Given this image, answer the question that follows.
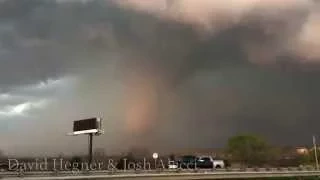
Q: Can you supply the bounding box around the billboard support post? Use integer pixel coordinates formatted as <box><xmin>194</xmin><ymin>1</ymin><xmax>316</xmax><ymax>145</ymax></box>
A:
<box><xmin>67</xmin><ymin>117</ymin><xmax>104</xmax><ymax>167</ymax></box>
<box><xmin>89</xmin><ymin>133</ymin><xmax>93</xmax><ymax>165</ymax></box>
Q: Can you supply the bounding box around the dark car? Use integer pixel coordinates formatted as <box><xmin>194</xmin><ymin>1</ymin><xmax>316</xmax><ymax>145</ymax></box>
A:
<box><xmin>178</xmin><ymin>155</ymin><xmax>197</xmax><ymax>169</ymax></box>
<box><xmin>196</xmin><ymin>157</ymin><xmax>213</xmax><ymax>169</ymax></box>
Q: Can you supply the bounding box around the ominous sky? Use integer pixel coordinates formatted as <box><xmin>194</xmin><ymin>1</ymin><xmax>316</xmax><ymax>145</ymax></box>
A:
<box><xmin>0</xmin><ymin>0</ymin><xmax>320</xmax><ymax>156</ymax></box>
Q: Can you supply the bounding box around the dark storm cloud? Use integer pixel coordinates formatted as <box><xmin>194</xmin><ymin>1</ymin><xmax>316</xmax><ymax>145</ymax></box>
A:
<box><xmin>1</xmin><ymin>0</ymin><xmax>320</xmax><ymax>155</ymax></box>
<box><xmin>0</xmin><ymin>0</ymin><xmax>313</xmax><ymax>87</ymax></box>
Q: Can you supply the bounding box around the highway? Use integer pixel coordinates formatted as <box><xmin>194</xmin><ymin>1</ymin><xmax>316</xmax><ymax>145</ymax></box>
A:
<box><xmin>1</xmin><ymin>168</ymin><xmax>320</xmax><ymax>180</ymax></box>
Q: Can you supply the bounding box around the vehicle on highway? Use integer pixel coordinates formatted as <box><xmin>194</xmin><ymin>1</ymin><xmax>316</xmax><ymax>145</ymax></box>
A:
<box><xmin>168</xmin><ymin>164</ymin><xmax>179</xmax><ymax>169</ymax></box>
<box><xmin>175</xmin><ymin>155</ymin><xmax>226</xmax><ymax>169</ymax></box>
<box><xmin>196</xmin><ymin>156</ymin><xmax>225</xmax><ymax>169</ymax></box>
<box><xmin>167</xmin><ymin>155</ymin><xmax>179</xmax><ymax>169</ymax></box>
<box><xmin>196</xmin><ymin>156</ymin><xmax>214</xmax><ymax>169</ymax></box>
<box><xmin>178</xmin><ymin>155</ymin><xmax>197</xmax><ymax>169</ymax></box>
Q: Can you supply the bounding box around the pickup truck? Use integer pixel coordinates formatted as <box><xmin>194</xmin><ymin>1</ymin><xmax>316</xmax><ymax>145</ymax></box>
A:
<box><xmin>174</xmin><ymin>155</ymin><xmax>227</xmax><ymax>169</ymax></box>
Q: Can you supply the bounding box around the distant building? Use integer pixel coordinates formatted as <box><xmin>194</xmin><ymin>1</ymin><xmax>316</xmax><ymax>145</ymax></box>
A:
<box><xmin>296</xmin><ymin>147</ymin><xmax>309</xmax><ymax>155</ymax></box>
<box><xmin>279</xmin><ymin>146</ymin><xmax>309</xmax><ymax>158</ymax></box>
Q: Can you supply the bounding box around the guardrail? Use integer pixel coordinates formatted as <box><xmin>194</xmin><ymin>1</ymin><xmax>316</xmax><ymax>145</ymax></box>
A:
<box><xmin>2</xmin><ymin>170</ymin><xmax>320</xmax><ymax>180</ymax></box>
<box><xmin>0</xmin><ymin>167</ymin><xmax>319</xmax><ymax>179</ymax></box>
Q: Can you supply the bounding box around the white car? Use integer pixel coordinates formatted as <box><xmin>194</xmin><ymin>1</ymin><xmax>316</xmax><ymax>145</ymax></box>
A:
<box><xmin>168</xmin><ymin>164</ymin><xmax>178</xmax><ymax>169</ymax></box>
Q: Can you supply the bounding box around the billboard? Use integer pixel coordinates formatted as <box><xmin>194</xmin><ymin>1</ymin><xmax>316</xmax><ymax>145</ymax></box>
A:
<box><xmin>69</xmin><ymin>117</ymin><xmax>102</xmax><ymax>135</ymax></box>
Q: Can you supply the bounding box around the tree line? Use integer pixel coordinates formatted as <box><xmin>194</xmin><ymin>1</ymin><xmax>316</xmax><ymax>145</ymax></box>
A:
<box><xmin>226</xmin><ymin>134</ymin><xmax>317</xmax><ymax>167</ymax></box>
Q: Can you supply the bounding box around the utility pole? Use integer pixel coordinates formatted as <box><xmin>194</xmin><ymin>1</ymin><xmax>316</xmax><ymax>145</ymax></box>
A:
<box><xmin>313</xmin><ymin>135</ymin><xmax>319</xmax><ymax>170</ymax></box>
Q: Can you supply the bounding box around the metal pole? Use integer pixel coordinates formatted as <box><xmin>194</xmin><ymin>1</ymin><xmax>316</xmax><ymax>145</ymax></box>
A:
<box><xmin>313</xmin><ymin>135</ymin><xmax>319</xmax><ymax>170</ymax></box>
<box><xmin>89</xmin><ymin>133</ymin><xmax>93</xmax><ymax>165</ymax></box>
